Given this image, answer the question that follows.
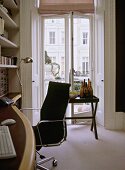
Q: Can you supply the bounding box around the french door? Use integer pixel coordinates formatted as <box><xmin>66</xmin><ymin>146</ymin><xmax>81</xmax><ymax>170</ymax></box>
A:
<box><xmin>41</xmin><ymin>13</ymin><xmax>94</xmax><ymax>122</ymax></box>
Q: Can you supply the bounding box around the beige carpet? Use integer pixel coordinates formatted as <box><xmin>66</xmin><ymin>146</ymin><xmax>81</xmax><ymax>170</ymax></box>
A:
<box><xmin>37</xmin><ymin>124</ymin><xmax>125</xmax><ymax>170</ymax></box>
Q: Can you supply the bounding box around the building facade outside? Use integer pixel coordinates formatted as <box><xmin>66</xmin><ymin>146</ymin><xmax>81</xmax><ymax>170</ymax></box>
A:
<box><xmin>44</xmin><ymin>17</ymin><xmax>90</xmax><ymax>91</ymax></box>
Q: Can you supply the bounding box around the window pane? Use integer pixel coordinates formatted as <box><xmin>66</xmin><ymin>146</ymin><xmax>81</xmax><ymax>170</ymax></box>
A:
<box><xmin>73</xmin><ymin>18</ymin><xmax>90</xmax><ymax>91</ymax></box>
<box><xmin>73</xmin><ymin>17</ymin><xmax>91</xmax><ymax>118</ymax></box>
<box><xmin>44</xmin><ymin>18</ymin><xmax>65</xmax><ymax>95</ymax></box>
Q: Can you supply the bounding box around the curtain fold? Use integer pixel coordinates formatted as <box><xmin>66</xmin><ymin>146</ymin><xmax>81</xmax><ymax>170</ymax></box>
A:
<box><xmin>38</xmin><ymin>0</ymin><xmax>94</xmax><ymax>14</ymax></box>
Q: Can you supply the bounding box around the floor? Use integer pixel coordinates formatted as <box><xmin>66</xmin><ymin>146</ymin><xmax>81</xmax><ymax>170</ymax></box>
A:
<box><xmin>37</xmin><ymin>124</ymin><xmax>125</xmax><ymax>170</ymax></box>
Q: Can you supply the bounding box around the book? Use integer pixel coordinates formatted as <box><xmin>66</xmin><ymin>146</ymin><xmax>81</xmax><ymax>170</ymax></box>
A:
<box><xmin>0</xmin><ymin>17</ymin><xmax>4</xmax><ymax>35</ymax></box>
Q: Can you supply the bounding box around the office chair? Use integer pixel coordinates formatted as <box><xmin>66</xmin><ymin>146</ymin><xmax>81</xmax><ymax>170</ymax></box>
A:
<box><xmin>33</xmin><ymin>81</ymin><xmax>70</xmax><ymax>170</ymax></box>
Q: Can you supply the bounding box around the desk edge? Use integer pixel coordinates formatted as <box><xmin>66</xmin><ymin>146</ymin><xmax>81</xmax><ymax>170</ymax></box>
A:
<box><xmin>12</xmin><ymin>94</ymin><xmax>21</xmax><ymax>104</ymax></box>
<box><xmin>12</xmin><ymin>105</ymin><xmax>36</xmax><ymax>170</ymax></box>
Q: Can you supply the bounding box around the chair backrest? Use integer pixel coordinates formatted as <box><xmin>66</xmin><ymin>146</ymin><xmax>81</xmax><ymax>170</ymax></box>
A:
<box><xmin>40</xmin><ymin>81</ymin><xmax>71</xmax><ymax>120</ymax></box>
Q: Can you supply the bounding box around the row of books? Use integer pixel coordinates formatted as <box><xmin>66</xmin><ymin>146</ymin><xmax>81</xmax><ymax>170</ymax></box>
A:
<box><xmin>0</xmin><ymin>68</ymin><xmax>8</xmax><ymax>97</ymax></box>
<box><xmin>0</xmin><ymin>17</ymin><xmax>4</xmax><ymax>35</ymax></box>
<box><xmin>0</xmin><ymin>56</ymin><xmax>17</xmax><ymax>65</ymax></box>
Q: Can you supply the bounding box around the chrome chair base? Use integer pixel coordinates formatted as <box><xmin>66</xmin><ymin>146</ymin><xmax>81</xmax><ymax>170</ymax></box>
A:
<box><xmin>36</xmin><ymin>155</ymin><xmax>57</xmax><ymax>170</ymax></box>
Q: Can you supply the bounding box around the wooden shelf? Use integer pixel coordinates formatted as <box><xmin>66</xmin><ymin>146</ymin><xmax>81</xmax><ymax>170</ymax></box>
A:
<box><xmin>3</xmin><ymin>0</ymin><xmax>18</xmax><ymax>10</ymax></box>
<box><xmin>0</xmin><ymin>0</ymin><xmax>20</xmax><ymax>106</ymax></box>
<box><xmin>0</xmin><ymin>35</ymin><xmax>18</xmax><ymax>48</ymax></box>
<box><xmin>0</xmin><ymin>7</ymin><xmax>18</xmax><ymax>29</ymax></box>
<box><xmin>0</xmin><ymin>64</ymin><xmax>18</xmax><ymax>68</ymax></box>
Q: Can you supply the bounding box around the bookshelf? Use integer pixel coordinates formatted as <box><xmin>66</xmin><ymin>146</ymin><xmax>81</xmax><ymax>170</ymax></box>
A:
<box><xmin>0</xmin><ymin>0</ymin><xmax>21</xmax><ymax>100</ymax></box>
<box><xmin>3</xmin><ymin>0</ymin><xmax>18</xmax><ymax>10</ymax></box>
<box><xmin>0</xmin><ymin>35</ymin><xmax>18</xmax><ymax>47</ymax></box>
<box><xmin>0</xmin><ymin>7</ymin><xmax>18</xmax><ymax>28</ymax></box>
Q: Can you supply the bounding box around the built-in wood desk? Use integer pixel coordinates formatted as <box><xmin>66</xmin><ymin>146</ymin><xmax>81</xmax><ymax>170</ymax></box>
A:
<box><xmin>0</xmin><ymin>105</ymin><xmax>36</xmax><ymax>170</ymax></box>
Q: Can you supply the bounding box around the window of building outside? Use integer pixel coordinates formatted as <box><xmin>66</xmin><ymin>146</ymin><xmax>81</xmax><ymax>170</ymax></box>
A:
<box><xmin>82</xmin><ymin>32</ymin><xmax>88</xmax><ymax>45</ymax></box>
<box><xmin>61</xmin><ymin>56</ymin><xmax>64</xmax><ymax>77</ymax></box>
<box><xmin>49</xmin><ymin>32</ymin><xmax>55</xmax><ymax>44</ymax></box>
<box><xmin>61</xmin><ymin>31</ymin><xmax>64</xmax><ymax>44</ymax></box>
<box><xmin>82</xmin><ymin>57</ymin><xmax>89</xmax><ymax>76</ymax></box>
<box><xmin>42</xmin><ymin>16</ymin><xmax>92</xmax><ymax>119</ymax></box>
<box><xmin>50</xmin><ymin>56</ymin><xmax>56</xmax><ymax>63</ymax></box>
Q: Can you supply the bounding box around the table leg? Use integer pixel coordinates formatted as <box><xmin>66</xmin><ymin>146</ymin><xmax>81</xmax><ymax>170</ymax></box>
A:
<box><xmin>91</xmin><ymin>102</ymin><xmax>98</xmax><ymax>139</ymax></box>
<box><xmin>71</xmin><ymin>103</ymin><xmax>76</xmax><ymax>124</ymax></box>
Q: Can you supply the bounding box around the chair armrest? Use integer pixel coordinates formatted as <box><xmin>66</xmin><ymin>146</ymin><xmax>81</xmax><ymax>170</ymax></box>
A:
<box><xmin>20</xmin><ymin>108</ymin><xmax>41</xmax><ymax>111</ymax></box>
<box><xmin>38</xmin><ymin>119</ymin><xmax>66</xmax><ymax>124</ymax></box>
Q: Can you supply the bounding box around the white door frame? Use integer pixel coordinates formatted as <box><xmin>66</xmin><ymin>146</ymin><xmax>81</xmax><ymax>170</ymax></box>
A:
<box><xmin>94</xmin><ymin>0</ymin><xmax>105</xmax><ymax>126</ymax></box>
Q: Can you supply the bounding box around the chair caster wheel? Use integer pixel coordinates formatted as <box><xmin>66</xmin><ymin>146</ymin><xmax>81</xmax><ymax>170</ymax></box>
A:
<box><xmin>53</xmin><ymin>159</ymin><xmax>57</xmax><ymax>166</ymax></box>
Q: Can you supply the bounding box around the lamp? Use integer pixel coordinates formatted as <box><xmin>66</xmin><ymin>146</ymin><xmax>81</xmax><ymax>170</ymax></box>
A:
<box><xmin>21</xmin><ymin>57</ymin><xmax>33</xmax><ymax>63</ymax></box>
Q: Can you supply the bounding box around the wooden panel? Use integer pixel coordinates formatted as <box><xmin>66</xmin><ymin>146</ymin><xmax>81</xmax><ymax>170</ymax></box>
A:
<box><xmin>116</xmin><ymin>0</ymin><xmax>125</xmax><ymax>112</ymax></box>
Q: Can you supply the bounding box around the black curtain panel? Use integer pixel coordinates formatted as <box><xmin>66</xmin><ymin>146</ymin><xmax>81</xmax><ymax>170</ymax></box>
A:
<box><xmin>116</xmin><ymin>0</ymin><xmax>125</xmax><ymax>112</ymax></box>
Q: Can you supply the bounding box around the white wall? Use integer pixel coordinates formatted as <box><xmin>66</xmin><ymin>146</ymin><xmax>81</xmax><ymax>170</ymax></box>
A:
<box><xmin>20</xmin><ymin>0</ymin><xmax>34</xmax><ymax>122</ymax></box>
